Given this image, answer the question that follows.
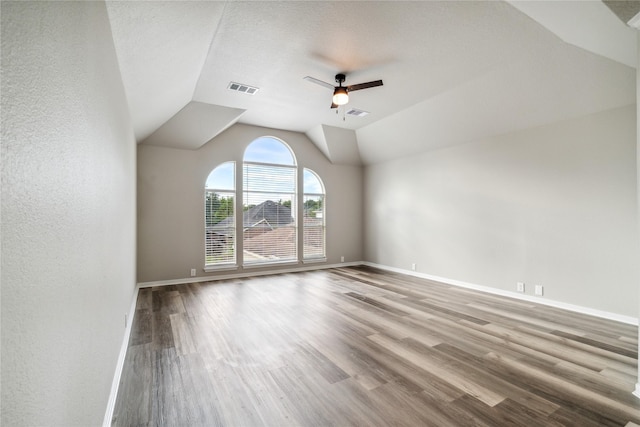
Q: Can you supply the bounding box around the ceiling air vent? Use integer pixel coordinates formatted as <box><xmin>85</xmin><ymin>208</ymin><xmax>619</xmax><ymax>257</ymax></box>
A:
<box><xmin>228</xmin><ymin>82</ymin><xmax>259</xmax><ymax>95</ymax></box>
<box><xmin>346</xmin><ymin>108</ymin><xmax>369</xmax><ymax>117</ymax></box>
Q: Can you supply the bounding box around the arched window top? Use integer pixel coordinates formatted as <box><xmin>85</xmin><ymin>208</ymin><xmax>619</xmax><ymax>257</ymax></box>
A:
<box><xmin>304</xmin><ymin>168</ymin><xmax>324</xmax><ymax>194</ymax></box>
<box><xmin>243</xmin><ymin>136</ymin><xmax>295</xmax><ymax>165</ymax></box>
<box><xmin>206</xmin><ymin>161</ymin><xmax>235</xmax><ymax>190</ymax></box>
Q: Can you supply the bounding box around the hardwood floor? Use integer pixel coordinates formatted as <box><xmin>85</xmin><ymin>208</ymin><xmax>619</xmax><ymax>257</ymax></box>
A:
<box><xmin>112</xmin><ymin>266</ymin><xmax>640</xmax><ymax>426</ymax></box>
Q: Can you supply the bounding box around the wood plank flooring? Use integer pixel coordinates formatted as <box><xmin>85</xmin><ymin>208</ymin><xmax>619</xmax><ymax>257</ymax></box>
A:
<box><xmin>112</xmin><ymin>266</ymin><xmax>640</xmax><ymax>426</ymax></box>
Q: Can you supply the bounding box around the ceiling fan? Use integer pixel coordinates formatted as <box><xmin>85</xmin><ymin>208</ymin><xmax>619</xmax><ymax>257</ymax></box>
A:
<box><xmin>304</xmin><ymin>73</ymin><xmax>383</xmax><ymax>109</ymax></box>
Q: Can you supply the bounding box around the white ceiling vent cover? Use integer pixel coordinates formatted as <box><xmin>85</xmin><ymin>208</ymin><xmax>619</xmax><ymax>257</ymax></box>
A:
<box><xmin>346</xmin><ymin>108</ymin><xmax>369</xmax><ymax>117</ymax></box>
<box><xmin>228</xmin><ymin>82</ymin><xmax>259</xmax><ymax>95</ymax></box>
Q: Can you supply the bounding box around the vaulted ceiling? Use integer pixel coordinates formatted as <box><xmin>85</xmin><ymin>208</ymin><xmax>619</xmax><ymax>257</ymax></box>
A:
<box><xmin>105</xmin><ymin>1</ymin><xmax>638</xmax><ymax>165</ymax></box>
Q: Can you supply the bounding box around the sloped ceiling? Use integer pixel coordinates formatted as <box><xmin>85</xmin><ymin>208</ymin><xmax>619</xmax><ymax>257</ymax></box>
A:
<box><xmin>106</xmin><ymin>1</ymin><xmax>226</xmax><ymax>142</ymax></box>
<box><xmin>603</xmin><ymin>0</ymin><xmax>640</xmax><ymax>25</ymax></box>
<box><xmin>106</xmin><ymin>1</ymin><xmax>637</xmax><ymax>164</ymax></box>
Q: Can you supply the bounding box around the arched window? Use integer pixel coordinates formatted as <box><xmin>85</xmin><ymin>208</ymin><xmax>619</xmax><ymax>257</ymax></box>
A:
<box><xmin>243</xmin><ymin>137</ymin><xmax>297</xmax><ymax>265</ymax></box>
<box><xmin>205</xmin><ymin>162</ymin><xmax>235</xmax><ymax>266</ymax></box>
<box><xmin>303</xmin><ymin>169</ymin><xmax>325</xmax><ymax>260</ymax></box>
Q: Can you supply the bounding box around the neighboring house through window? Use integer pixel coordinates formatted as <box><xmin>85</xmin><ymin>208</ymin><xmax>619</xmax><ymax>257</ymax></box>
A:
<box><xmin>204</xmin><ymin>136</ymin><xmax>326</xmax><ymax>268</ymax></box>
<box><xmin>243</xmin><ymin>137</ymin><xmax>297</xmax><ymax>265</ymax></box>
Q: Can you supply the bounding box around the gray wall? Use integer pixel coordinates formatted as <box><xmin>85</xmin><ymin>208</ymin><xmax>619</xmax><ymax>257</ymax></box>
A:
<box><xmin>137</xmin><ymin>124</ymin><xmax>363</xmax><ymax>283</ymax></box>
<box><xmin>364</xmin><ymin>105</ymin><xmax>639</xmax><ymax>317</ymax></box>
<box><xmin>1</xmin><ymin>2</ymin><xmax>137</xmax><ymax>425</ymax></box>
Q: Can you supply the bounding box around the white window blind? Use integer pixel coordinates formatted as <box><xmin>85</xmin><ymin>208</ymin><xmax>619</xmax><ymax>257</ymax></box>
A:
<box><xmin>243</xmin><ymin>160</ymin><xmax>297</xmax><ymax>265</ymax></box>
<box><xmin>205</xmin><ymin>162</ymin><xmax>235</xmax><ymax>266</ymax></box>
<box><xmin>303</xmin><ymin>169</ymin><xmax>325</xmax><ymax>260</ymax></box>
<box><xmin>206</xmin><ymin>139</ymin><xmax>326</xmax><ymax>267</ymax></box>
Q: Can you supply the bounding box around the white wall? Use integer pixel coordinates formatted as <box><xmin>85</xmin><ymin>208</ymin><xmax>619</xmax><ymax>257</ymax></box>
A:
<box><xmin>1</xmin><ymin>2</ymin><xmax>137</xmax><ymax>425</ymax></box>
<box><xmin>137</xmin><ymin>123</ymin><xmax>363</xmax><ymax>283</ymax></box>
<box><xmin>364</xmin><ymin>105</ymin><xmax>639</xmax><ymax>317</ymax></box>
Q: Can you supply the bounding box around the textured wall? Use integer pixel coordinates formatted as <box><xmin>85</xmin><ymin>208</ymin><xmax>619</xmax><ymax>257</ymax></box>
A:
<box><xmin>1</xmin><ymin>2</ymin><xmax>137</xmax><ymax>425</ymax></box>
<box><xmin>364</xmin><ymin>105</ymin><xmax>639</xmax><ymax>317</ymax></box>
<box><xmin>137</xmin><ymin>124</ymin><xmax>363</xmax><ymax>283</ymax></box>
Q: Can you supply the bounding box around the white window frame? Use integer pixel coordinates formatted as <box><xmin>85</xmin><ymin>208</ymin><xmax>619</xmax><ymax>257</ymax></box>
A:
<box><xmin>203</xmin><ymin>138</ymin><xmax>329</xmax><ymax>270</ymax></box>
<box><xmin>242</xmin><ymin>140</ymin><xmax>298</xmax><ymax>267</ymax></box>
<box><xmin>204</xmin><ymin>162</ymin><xmax>237</xmax><ymax>271</ymax></box>
<box><xmin>303</xmin><ymin>168</ymin><xmax>326</xmax><ymax>262</ymax></box>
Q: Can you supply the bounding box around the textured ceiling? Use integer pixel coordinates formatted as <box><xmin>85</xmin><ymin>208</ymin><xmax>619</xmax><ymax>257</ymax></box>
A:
<box><xmin>106</xmin><ymin>1</ymin><xmax>637</xmax><ymax>164</ymax></box>
<box><xmin>106</xmin><ymin>1</ymin><xmax>226</xmax><ymax>141</ymax></box>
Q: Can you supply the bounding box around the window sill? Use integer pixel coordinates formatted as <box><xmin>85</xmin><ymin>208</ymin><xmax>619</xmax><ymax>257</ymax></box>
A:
<box><xmin>243</xmin><ymin>260</ymin><xmax>299</xmax><ymax>269</ymax></box>
<box><xmin>203</xmin><ymin>264</ymin><xmax>239</xmax><ymax>273</ymax></box>
<box><xmin>303</xmin><ymin>258</ymin><xmax>327</xmax><ymax>264</ymax></box>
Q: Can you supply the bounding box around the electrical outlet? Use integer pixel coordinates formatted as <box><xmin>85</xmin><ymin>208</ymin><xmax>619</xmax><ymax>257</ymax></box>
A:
<box><xmin>190</xmin><ymin>268</ymin><xmax>196</xmax><ymax>277</ymax></box>
<box><xmin>516</xmin><ymin>282</ymin><xmax>525</xmax><ymax>293</ymax></box>
<box><xmin>535</xmin><ymin>285</ymin><xmax>544</xmax><ymax>296</ymax></box>
<box><xmin>411</xmin><ymin>263</ymin><xmax>416</xmax><ymax>271</ymax></box>
<box><xmin>340</xmin><ymin>256</ymin><xmax>345</xmax><ymax>263</ymax></box>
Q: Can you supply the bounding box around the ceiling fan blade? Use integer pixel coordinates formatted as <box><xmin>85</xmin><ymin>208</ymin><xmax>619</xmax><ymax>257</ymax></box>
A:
<box><xmin>303</xmin><ymin>76</ymin><xmax>335</xmax><ymax>90</ymax></box>
<box><xmin>347</xmin><ymin>80</ymin><xmax>383</xmax><ymax>92</ymax></box>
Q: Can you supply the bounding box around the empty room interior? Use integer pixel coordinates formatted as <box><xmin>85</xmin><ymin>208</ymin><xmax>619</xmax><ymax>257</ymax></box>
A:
<box><xmin>3</xmin><ymin>1</ymin><xmax>640</xmax><ymax>426</ymax></box>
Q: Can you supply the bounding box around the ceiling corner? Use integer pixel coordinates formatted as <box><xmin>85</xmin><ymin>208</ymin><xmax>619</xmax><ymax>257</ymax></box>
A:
<box><xmin>305</xmin><ymin>125</ymin><xmax>332</xmax><ymax>161</ymax></box>
<box><xmin>602</xmin><ymin>1</ymin><xmax>640</xmax><ymax>27</ymax></box>
<box><xmin>319</xmin><ymin>125</ymin><xmax>362</xmax><ymax>166</ymax></box>
<box><xmin>507</xmin><ymin>0</ymin><xmax>637</xmax><ymax>68</ymax></box>
<box><xmin>141</xmin><ymin>102</ymin><xmax>245</xmax><ymax>150</ymax></box>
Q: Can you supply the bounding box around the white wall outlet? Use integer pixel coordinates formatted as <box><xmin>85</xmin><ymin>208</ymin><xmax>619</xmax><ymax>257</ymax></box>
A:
<box><xmin>411</xmin><ymin>263</ymin><xmax>416</xmax><ymax>271</ymax></box>
<box><xmin>535</xmin><ymin>285</ymin><xmax>544</xmax><ymax>296</ymax></box>
<box><xmin>516</xmin><ymin>282</ymin><xmax>525</xmax><ymax>293</ymax></box>
<box><xmin>340</xmin><ymin>256</ymin><xmax>345</xmax><ymax>263</ymax></box>
<box><xmin>190</xmin><ymin>268</ymin><xmax>196</xmax><ymax>277</ymax></box>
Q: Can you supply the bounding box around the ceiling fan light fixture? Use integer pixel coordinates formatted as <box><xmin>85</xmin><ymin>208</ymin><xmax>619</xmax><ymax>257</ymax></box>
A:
<box><xmin>305</xmin><ymin>73</ymin><xmax>382</xmax><ymax>109</ymax></box>
<box><xmin>332</xmin><ymin>87</ymin><xmax>349</xmax><ymax>106</ymax></box>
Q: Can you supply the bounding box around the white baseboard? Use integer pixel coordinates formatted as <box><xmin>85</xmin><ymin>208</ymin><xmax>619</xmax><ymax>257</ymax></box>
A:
<box><xmin>362</xmin><ymin>262</ymin><xmax>638</xmax><ymax>326</ymax></box>
<box><xmin>102</xmin><ymin>286</ymin><xmax>140</xmax><ymax>427</ymax></box>
<box><xmin>137</xmin><ymin>261</ymin><xmax>363</xmax><ymax>288</ymax></box>
<box><xmin>139</xmin><ymin>261</ymin><xmax>637</xmax><ymax>325</ymax></box>
<box><xmin>634</xmin><ymin>383</ymin><xmax>640</xmax><ymax>399</ymax></box>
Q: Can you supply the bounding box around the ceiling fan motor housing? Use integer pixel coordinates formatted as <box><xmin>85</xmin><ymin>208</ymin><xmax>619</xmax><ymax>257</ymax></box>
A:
<box><xmin>304</xmin><ymin>73</ymin><xmax>383</xmax><ymax>109</ymax></box>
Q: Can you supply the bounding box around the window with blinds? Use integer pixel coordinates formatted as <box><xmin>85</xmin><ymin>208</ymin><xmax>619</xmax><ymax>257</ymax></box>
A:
<box><xmin>242</xmin><ymin>138</ymin><xmax>297</xmax><ymax>265</ymax></box>
<box><xmin>303</xmin><ymin>169</ymin><xmax>325</xmax><ymax>260</ymax></box>
<box><xmin>205</xmin><ymin>162</ymin><xmax>235</xmax><ymax>266</ymax></box>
